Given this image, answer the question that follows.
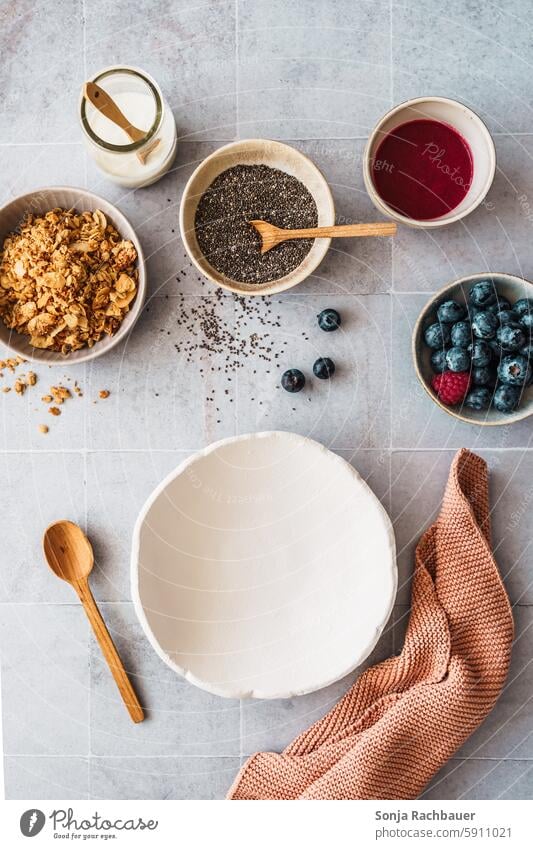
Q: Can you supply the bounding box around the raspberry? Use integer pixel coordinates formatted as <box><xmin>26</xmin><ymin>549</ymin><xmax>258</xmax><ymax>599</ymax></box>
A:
<box><xmin>431</xmin><ymin>371</ymin><xmax>471</xmax><ymax>406</ymax></box>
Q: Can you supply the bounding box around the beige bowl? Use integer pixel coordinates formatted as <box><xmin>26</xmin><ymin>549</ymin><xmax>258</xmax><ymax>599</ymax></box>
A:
<box><xmin>413</xmin><ymin>272</ymin><xmax>533</xmax><ymax>426</ymax></box>
<box><xmin>0</xmin><ymin>187</ymin><xmax>146</xmax><ymax>364</ymax></box>
<box><xmin>179</xmin><ymin>139</ymin><xmax>335</xmax><ymax>295</ymax></box>
<box><xmin>363</xmin><ymin>96</ymin><xmax>496</xmax><ymax>229</ymax></box>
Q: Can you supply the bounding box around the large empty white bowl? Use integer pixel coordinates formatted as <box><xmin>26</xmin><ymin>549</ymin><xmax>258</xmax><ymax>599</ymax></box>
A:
<box><xmin>131</xmin><ymin>431</ymin><xmax>397</xmax><ymax>699</ymax></box>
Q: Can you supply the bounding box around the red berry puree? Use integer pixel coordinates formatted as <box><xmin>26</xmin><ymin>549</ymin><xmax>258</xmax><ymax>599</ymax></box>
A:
<box><xmin>372</xmin><ymin>119</ymin><xmax>474</xmax><ymax>220</ymax></box>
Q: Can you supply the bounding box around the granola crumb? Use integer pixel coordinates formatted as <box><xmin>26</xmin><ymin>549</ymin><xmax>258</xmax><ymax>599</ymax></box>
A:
<box><xmin>41</xmin><ymin>394</ymin><xmax>53</xmax><ymax>403</ymax></box>
<box><xmin>48</xmin><ymin>406</ymin><xmax>61</xmax><ymax>416</ymax></box>
<box><xmin>2</xmin><ymin>386</ymin><xmax>11</xmax><ymax>393</ymax></box>
<box><xmin>99</xmin><ymin>389</ymin><xmax>110</xmax><ymax>399</ymax></box>
<box><xmin>38</xmin><ymin>424</ymin><xmax>49</xmax><ymax>434</ymax></box>
<box><xmin>26</xmin><ymin>371</ymin><xmax>37</xmax><ymax>385</ymax></box>
<box><xmin>14</xmin><ymin>378</ymin><xmax>26</xmax><ymax>395</ymax></box>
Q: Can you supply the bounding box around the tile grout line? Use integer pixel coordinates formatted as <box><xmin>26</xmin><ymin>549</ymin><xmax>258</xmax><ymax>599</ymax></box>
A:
<box><xmin>0</xmin><ymin>446</ymin><xmax>532</xmax><ymax>455</ymax></box>
<box><xmin>235</xmin><ymin>0</ymin><xmax>239</xmax><ymax>135</ymax></box>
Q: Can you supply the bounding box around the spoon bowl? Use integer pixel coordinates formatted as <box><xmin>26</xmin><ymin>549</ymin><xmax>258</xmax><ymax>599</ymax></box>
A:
<box><xmin>43</xmin><ymin>520</ymin><xmax>94</xmax><ymax>584</ymax></box>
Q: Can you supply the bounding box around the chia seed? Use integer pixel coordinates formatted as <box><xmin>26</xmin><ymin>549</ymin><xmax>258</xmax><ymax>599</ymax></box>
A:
<box><xmin>194</xmin><ymin>164</ymin><xmax>318</xmax><ymax>284</ymax></box>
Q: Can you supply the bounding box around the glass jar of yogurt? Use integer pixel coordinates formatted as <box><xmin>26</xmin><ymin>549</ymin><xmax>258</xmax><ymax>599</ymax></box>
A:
<box><xmin>80</xmin><ymin>66</ymin><xmax>177</xmax><ymax>188</ymax></box>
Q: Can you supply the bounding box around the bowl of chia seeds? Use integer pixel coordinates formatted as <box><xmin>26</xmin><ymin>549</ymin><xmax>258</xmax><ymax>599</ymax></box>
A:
<box><xmin>179</xmin><ymin>139</ymin><xmax>335</xmax><ymax>295</ymax></box>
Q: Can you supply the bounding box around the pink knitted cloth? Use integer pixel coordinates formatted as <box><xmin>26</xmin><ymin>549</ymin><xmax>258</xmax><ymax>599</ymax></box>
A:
<box><xmin>228</xmin><ymin>449</ymin><xmax>513</xmax><ymax>800</ymax></box>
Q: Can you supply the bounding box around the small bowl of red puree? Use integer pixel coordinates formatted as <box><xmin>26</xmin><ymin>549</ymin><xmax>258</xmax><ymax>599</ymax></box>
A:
<box><xmin>363</xmin><ymin>97</ymin><xmax>495</xmax><ymax>228</ymax></box>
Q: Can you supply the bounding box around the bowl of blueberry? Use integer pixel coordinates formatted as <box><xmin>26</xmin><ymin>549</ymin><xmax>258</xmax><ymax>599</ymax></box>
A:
<box><xmin>413</xmin><ymin>273</ymin><xmax>533</xmax><ymax>425</ymax></box>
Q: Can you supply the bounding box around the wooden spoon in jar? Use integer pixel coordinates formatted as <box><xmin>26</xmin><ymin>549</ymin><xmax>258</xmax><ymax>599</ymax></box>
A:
<box><xmin>249</xmin><ymin>219</ymin><xmax>397</xmax><ymax>254</ymax></box>
<box><xmin>43</xmin><ymin>520</ymin><xmax>144</xmax><ymax>724</ymax></box>
<box><xmin>83</xmin><ymin>81</ymin><xmax>160</xmax><ymax>165</ymax></box>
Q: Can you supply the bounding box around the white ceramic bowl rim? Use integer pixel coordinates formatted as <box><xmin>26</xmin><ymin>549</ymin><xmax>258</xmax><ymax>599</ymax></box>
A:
<box><xmin>412</xmin><ymin>271</ymin><xmax>533</xmax><ymax>426</ymax></box>
<box><xmin>0</xmin><ymin>186</ymin><xmax>146</xmax><ymax>364</ymax></box>
<box><xmin>131</xmin><ymin>431</ymin><xmax>398</xmax><ymax>699</ymax></box>
<box><xmin>179</xmin><ymin>139</ymin><xmax>336</xmax><ymax>296</ymax></box>
<box><xmin>363</xmin><ymin>96</ymin><xmax>496</xmax><ymax>229</ymax></box>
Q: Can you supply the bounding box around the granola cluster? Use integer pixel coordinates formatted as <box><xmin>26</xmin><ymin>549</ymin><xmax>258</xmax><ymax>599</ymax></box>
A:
<box><xmin>0</xmin><ymin>208</ymin><xmax>138</xmax><ymax>354</ymax></box>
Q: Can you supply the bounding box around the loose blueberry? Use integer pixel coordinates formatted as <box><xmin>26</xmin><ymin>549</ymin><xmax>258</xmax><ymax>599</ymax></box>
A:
<box><xmin>437</xmin><ymin>300</ymin><xmax>466</xmax><ymax>323</ymax></box>
<box><xmin>497</xmin><ymin>354</ymin><xmax>532</xmax><ymax>386</ymax></box>
<box><xmin>281</xmin><ymin>368</ymin><xmax>305</xmax><ymax>392</ymax></box>
<box><xmin>468</xmin><ymin>340</ymin><xmax>492</xmax><ymax>368</ymax></box>
<box><xmin>513</xmin><ymin>298</ymin><xmax>533</xmax><ymax>318</ymax></box>
<box><xmin>430</xmin><ymin>349</ymin><xmax>448</xmax><ymax>373</ymax></box>
<box><xmin>313</xmin><ymin>357</ymin><xmax>335</xmax><ymax>379</ymax></box>
<box><xmin>471</xmin><ymin>365</ymin><xmax>495</xmax><ymax>386</ymax></box>
<box><xmin>472</xmin><ymin>310</ymin><xmax>498</xmax><ymax>339</ymax></box>
<box><xmin>496</xmin><ymin>322</ymin><xmax>526</xmax><ymax>352</ymax></box>
<box><xmin>424</xmin><ymin>321</ymin><xmax>451</xmax><ymax>349</ymax></box>
<box><xmin>469</xmin><ymin>280</ymin><xmax>498</xmax><ymax>308</ymax></box>
<box><xmin>446</xmin><ymin>346</ymin><xmax>470</xmax><ymax>372</ymax></box>
<box><xmin>317</xmin><ymin>308</ymin><xmax>341</xmax><ymax>332</ymax></box>
<box><xmin>450</xmin><ymin>320</ymin><xmax>472</xmax><ymax>348</ymax></box>
<box><xmin>465</xmin><ymin>387</ymin><xmax>492</xmax><ymax>410</ymax></box>
<box><xmin>492</xmin><ymin>384</ymin><xmax>521</xmax><ymax>414</ymax></box>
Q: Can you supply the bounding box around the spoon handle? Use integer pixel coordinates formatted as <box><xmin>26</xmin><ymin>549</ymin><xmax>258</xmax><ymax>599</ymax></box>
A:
<box><xmin>281</xmin><ymin>222</ymin><xmax>397</xmax><ymax>239</ymax></box>
<box><xmin>83</xmin><ymin>81</ymin><xmax>146</xmax><ymax>144</ymax></box>
<box><xmin>75</xmin><ymin>578</ymin><xmax>144</xmax><ymax>723</ymax></box>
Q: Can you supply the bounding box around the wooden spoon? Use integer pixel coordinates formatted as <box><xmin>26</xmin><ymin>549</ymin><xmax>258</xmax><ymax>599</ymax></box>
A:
<box><xmin>83</xmin><ymin>81</ymin><xmax>160</xmax><ymax>165</ymax></box>
<box><xmin>249</xmin><ymin>219</ymin><xmax>397</xmax><ymax>254</ymax></box>
<box><xmin>43</xmin><ymin>520</ymin><xmax>144</xmax><ymax>724</ymax></box>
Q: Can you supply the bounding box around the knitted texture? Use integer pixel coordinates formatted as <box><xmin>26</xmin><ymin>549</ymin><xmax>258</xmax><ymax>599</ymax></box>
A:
<box><xmin>228</xmin><ymin>449</ymin><xmax>514</xmax><ymax>800</ymax></box>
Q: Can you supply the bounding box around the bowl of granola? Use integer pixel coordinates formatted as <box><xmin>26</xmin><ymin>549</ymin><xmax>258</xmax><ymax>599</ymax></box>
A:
<box><xmin>0</xmin><ymin>187</ymin><xmax>146</xmax><ymax>363</ymax></box>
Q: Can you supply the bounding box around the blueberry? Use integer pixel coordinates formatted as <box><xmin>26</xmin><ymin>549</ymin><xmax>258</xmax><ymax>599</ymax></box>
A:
<box><xmin>317</xmin><ymin>308</ymin><xmax>341</xmax><ymax>332</ymax></box>
<box><xmin>465</xmin><ymin>387</ymin><xmax>492</xmax><ymax>411</ymax></box>
<box><xmin>313</xmin><ymin>357</ymin><xmax>335</xmax><ymax>379</ymax></box>
<box><xmin>437</xmin><ymin>300</ymin><xmax>466</xmax><ymax>323</ymax></box>
<box><xmin>446</xmin><ymin>346</ymin><xmax>470</xmax><ymax>372</ymax></box>
<box><xmin>468</xmin><ymin>340</ymin><xmax>492</xmax><ymax>368</ymax></box>
<box><xmin>496</xmin><ymin>309</ymin><xmax>519</xmax><ymax>325</ymax></box>
<box><xmin>486</xmin><ymin>296</ymin><xmax>511</xmax><ymax>314</ymax></box>
<box><xmin>429</xmin><ymin>349</ymin><xmax>446</xmax><ymax>373</ymax></box>
<box><xmin>424</xmin><ymin>321</ymin><xmax>451</xmax><ymax>349</ymax></box>
<box><xmin>472</xmin><ymin>310</ymin><xmax>498</xmax><ymax>339</ymax></box>
<box><xmin>519</xmin><ymin>312</ymin><xmax>533</xmax><ymax>335</ymax></box>
<box><xmin>513</xmin><ymin>298</ymin><xmax>533</xmax><ymax>318</ymax></box>
<box><xmin>469</xmin><ymin>280</ymin><xmax>498</xmax><ymax>308</ymax></box>
<box><xmin>450</xmin><ymin>320</ymin><xmax>472</xmax><ymax>348</ymax></box>
<box><xmin>281</xmin><ymin>368</ymin><xmax>305</xmax><ymax>392</ymax></box>
<box><xmin>497</xmin><ymin>354</ymin><xmax>531</xmax><ymax>386</ymax></box>
<box><xmin>520</xmin><ymin>340</ymin><xmax>533</xmax><ymax>361</ymax></box>
<box><xmin>492</xmin><ymin>384</ymin><xmax>521</xmax><ymax>414</ymax></box>
<box><xmin>471</xmin><ymin>365</ymin><xmax>495</xmax><ymax>386</ymax></box>
<box><xmin>496</xmin><ymin>322</ymin><xmax>525</xmax><ymax>351</ymax></box>
<box><xmin>488</xmin><ymin>338</ymin><xmax>503</xmax><ymax>358</ymax></box>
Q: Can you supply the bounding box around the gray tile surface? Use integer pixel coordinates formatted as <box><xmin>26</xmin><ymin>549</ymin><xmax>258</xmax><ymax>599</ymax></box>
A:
<box><xmin>0</xmin><ymin>453</ymin><xmax>85</xmax><ymax>603</ymax></box>
<box><xmin>4</xmin><ymin>757</ymin><xmax>89</xmax><ymax>799</ymax></box>
<box><xmin>0</xmin><ymin>605</ymin><xmax>89</xmax><ymax>757</ymax></box>
<box><xmin>237</xmin><ymin>0</ymin><xmax>391</xmax><ymax>138</ymax></box>
<box><xmin>0</xmin><ymin>1</ymin><xmax>84</xmax><ymax>144</ymax></box>
<box><xmin>1</xmin><ymin>0</ymin><xmax>533</xmax><ymax>803</ymax></box>
<box><xmin>393</xmin><ymin>1</ymin><xmax>533</xmax><ymax>135</ymax></box>
<box><xmin>90</xmin><ymin>756</ymin><xmax>239</xmax><ymax>800</ymax></box>
<box><xmin>422</xmin><ymin>758</ymin><xmax>533</xmax><ymax>801</ymax></box>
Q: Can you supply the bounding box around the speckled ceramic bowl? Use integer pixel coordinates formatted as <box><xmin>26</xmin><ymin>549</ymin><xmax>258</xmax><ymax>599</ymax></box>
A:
<box><xmin>364</xmin><ymin>96</ymin><xmax>496</xmax><ymax>229</ymax></box>
<box><xmin>179</xmin><ymin>139</ymin><xmax>335</xmax><ymax>296</ymax></box>
<box><xmin>0</xmin><ymin>187</ymin><xmax>146</xmax><ymax>364</ymax></box>
<box><xmin>413</xmin><ymin>272</ymin><xmax>533</xmax><ymax>425</ymax></box>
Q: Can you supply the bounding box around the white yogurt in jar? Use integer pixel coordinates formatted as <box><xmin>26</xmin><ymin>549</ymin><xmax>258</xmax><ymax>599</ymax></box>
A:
<box><xmin>80</xmin><ymin>67</ymin><xmax>177</xmax><ymax>189</ymax></box>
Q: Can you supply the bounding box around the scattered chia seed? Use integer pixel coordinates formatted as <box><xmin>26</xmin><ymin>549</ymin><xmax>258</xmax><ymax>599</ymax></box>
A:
<box><xmin>194</xmin><ymin>164</ymin><xmax>318</xmax><ymax>284</ymax></box>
